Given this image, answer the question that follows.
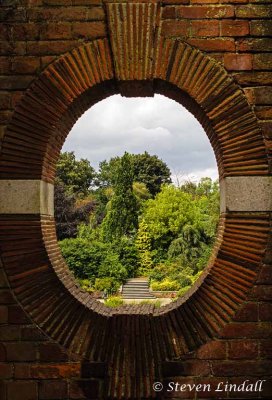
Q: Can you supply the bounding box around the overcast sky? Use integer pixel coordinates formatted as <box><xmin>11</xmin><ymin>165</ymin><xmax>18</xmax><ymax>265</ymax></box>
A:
<box><xmin>63</xmin><ymin>94</ymin><xmax>218</xmax><ymax>183</ymax></box>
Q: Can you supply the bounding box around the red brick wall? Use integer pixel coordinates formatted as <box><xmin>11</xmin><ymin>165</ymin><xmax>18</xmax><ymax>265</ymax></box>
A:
<box><xmin>0</xmin><ymin>1</ymin><xmax>271</xmax><ymax>399</ymax></box>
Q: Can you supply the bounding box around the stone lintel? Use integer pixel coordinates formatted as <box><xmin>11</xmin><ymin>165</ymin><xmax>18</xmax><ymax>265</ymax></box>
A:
<box><xmin>0</xmin><ymin>180</ymin><xmax>54</xmax><ymax>215</ymax></box>
<box><xmin>220</xmin><ymin>176</ymin><xmax>272</xmax><ymax>213</ymax></box>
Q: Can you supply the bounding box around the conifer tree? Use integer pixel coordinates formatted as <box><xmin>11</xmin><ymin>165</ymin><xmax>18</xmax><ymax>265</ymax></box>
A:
<box><xmin>102</xmin><ymin>153</ymin><xmax>138</xmax><ymax>241</ymax></box>
<box><xmin>136</xmin><ymin>219</ymin><xmax>153</xmax><ymax>274</ymax></box>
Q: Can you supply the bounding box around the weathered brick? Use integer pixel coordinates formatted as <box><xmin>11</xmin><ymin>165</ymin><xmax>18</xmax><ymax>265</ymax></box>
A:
<box><xmin>0</xmin><ymin>41</ymin><xmax>26</xmax><ymax>56</ymax></box>
<box><xmin>28</xmin><ymin>7</ymin><xmax>87</xmax><ymax>21</ymax></box>
<box><xmin>72</xmin><ymin>21</ymin><xmax>106</xmax><ymax>39</ymax></box>
<box><xmin>0</xmin><ymin>290</ymin><xmax>15</xmax><ymax>304</ymax></box>
<box><xmin>8</xmin><ymin>305</ymin><xmax>31</xmax><ymax>324</ymax></box>
<box><xmin>0</xmin><ymin>305</ymin><xmax>8</xmax><ymax>324</ymax></box>
<box><xmin>176</xmin><ymin>5</ymin><xmax>234</xmax><ymax>19</ymax></box>
<box><xmin>251</xmin><ymin>20</ymin><xmax>272</xmax><ymax>36</ymax></box>
<box><xmin>211</xmin><ymin>360</ymin><xmax>272</xmax><ymax>376</ymax></box>
<box><xmin>250</xmin><ymin>285</ymin><xmax>272</xmax><ymax>301</ymax></box>
<box><xmin>255</xmin><ymin>106</ymin><xmax>272</xmax><ymax>120</ymax></box>
<box><xmin>0</xmin><ymin>326</ymin><xmax>20</xmax><ymax>341</ymax></box>
<box><xmin>254</xmin><ymin>53</ymin><xmax>272</xmax><ymax>70</ymax></box>
<box><xmin>162</xmin><ymin>20</ymin><xmax>189</xmax><ymax>37</ymax></box>
<box><xmin>0</xmin><ymin>93</ymin><xmax>11</xmax><ymax>111</ymax></box>
<box><xmin>7</xmin><ymin>381</ymin><xmax>37</xmax><ymax>400</ymax></box>
<box><xmin>237</xmin><ymin>38</ymin><xmax>272</xmax><ymax>52</ymax></box>
<box><xmin>197</xmin><ymin>341</ymin><xmax>226</xmax><ymax>360</ymax></box>
<box><xmin>162</xmin><ymin>360</ymin><xmax>210</xmax><ymax>377</ymax></box>
<box><xmin>224</xmin><ymin>53</ymin><xmax>252</xmax><ymax>71</ymax></box>
<box><xmin>221</xmin><ymin>322</ymin><xmax>272</xmax><ymax>339</ymax></box>
<box><xmin>191</xmin><ymin>20</ymin><xmax>219</xmax><ymax>37</ymax></box>
<box><xmin>39</xmin><ymin>343</ymin><xmax>68</xmax><ymax>362</ymax></box>
<box><xmin>257</xmin><ymin>265</ymin><xmax>272</xmax><ymax>283</ymax></box>
<box><xmin>0</xmin><ymin>344</ymin><xmax>6</xmax><ymax>361</ymax></box>
<box><xmin>11</xmin><ymin>23</ymin><xmax>40</xmax><ymax>41</ymax></box>
<box><xmin>260</xmin><ymin>340</ymin><xmax>272</xmax><ymax>359</ymax></box>
<box><xmin>39</xmin><ymin>381</ymin><xmax>67</xmax><ymax>400</ymax></box>
<box><xmin>26</xmin><ymin>40</ymin><xmax>79</xmax><ymax>56</ymax></box>
<box><xmin>259</xmin><ymin>302</ymin><xmax>272</xmax><ymax>321</ymax></box>
<box><xmin>188</xmin><ymin>38</ymin><xmax>235</xmax><ymax>51</ymax></box>
<box><xmin>30</xmin><ymin>363</ymin><xmax>80</xmax><ymax>379</ymax></box>
<box><xmin>250</xmin><ymin>87</ymin><xmax>272</xmax><ymax>105</ymax></box>
<box><xmin>0</xmin><ymin>270</ymin><xmax>9</xmax><ymax>288</ymax></box>
<box><xmin>228</xmin><ymin>340</ymin><xmax>258</xmax><ymax>359</ymax></box>
<box><xmin>14</xmin><ymin>363</ymin><xmax>31</xmax><ymax>379</ymax></box>
<box><xmin>236</xmin><ymin>5</ymin><xmax>272</xmax><ymax>19</ymax></box>
<box><xmin>11</xmin><ymin>56</ymin><xmax>40</xmax><ymax>74</ymax></box>
<box><xmin>0</xmin><ymin>57</ymin><xmax>10</xmax><ymax>74</ymax></box>
<box><xmin>0</xmin><ymin>363</ymin><xmax>13</xmax><ymax>379</ymax></box>
<box><xmin>40</xmin><ymin>23</ymin><xmax>72</xmax><ymax>40</ymax></box>
<box><xmin>233</xmin><ymin>302</ymin><xmax>258</xmax><ymax>322</ymax></box>
<box><xmin>5</xmin><ymin>343</ymin><xmax>37</xmax><ymax>362</ymax></box>
<box><xmin>233</xmin><ymin>72</ymin><xmax>272</xmax><ymax>86</ymax></box>
<box><xmin>221</xmin><ymin>20</ymin><xmax>249</xmax><ymax>36</ymax></box>
<box><xmin>21</xmin><ymin>326</ymin><xmax>46</xmax><ymax>341</ymax></box>
<box><xmin>0</xmin><ymin>7</ymin><xmax>27</xmax><ymax>22</ymax></box>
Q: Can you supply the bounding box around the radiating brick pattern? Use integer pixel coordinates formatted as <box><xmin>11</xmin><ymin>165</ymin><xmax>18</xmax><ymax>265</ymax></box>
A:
<box><xmin>106</xmin><ymin>1</ymin><xmax>161</xmax><ymax>81</ymax></box>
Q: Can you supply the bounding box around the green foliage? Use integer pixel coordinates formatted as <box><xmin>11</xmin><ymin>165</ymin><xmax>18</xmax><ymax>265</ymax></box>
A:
<box><xmin>56</xmin><ymin>151</ymin><xmax>95</xmax><ymax>197</ymax></box>
<box><xmin>94</xmin><ymin>277</ymin><xmax>119</xmax><ymax>294</ymax></box>
<box><xmin>102</xmin><ymin>153</ymin><xmax>138</xmax><ymax>240</ymax></box>
<box><xmin>151</xmin><ymin>279</ymin><xmax>180</xmax><ymax>291</ymax></box>
<box><xmin>104</xmin><ymin>296</ymin><xmax>124</xmax><ymax>308</ymax></box>
<box><xmin>114</xmin><ymin>236</ymin><xmax>139</xmax><ymax>278</ymax></box>
<box><xmin>54</xmin><ymin>182</ymin><xmax>94</xmax><ymax>240</ymax></box>
<box><xmin>176</xmin><ymin>286</ymin><xmax>191</xmax><ymax>298</ymax></box>
<box><xmin>136</xmin><ymin>220</ymin><xmax>153</xmax><ymax>275</ymax></box>
<box><xmin>96</xmin><ymin>151</ymin><xmax>171</xmax><ymax>197</ymax></box>
<box><xmin>77</xmin><ymin>279</ymin><xmax>94</xmax><ymax>293</ymax></box>
<box><xmin>59</xmin><ymin>238</ymin><xmax>105</xmax><ymax>281</ymax></box>
<box><xmin>98</xmin><ymin>253</ymin><xmax>128</xmax><ymax>282</ymax></box>
<box><xmin>131</xmin><ymin>152</ymin><xmax>171</xmax><ymax>196</ymax></box>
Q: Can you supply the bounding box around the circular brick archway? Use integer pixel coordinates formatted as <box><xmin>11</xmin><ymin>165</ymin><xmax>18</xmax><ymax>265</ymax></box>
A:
<box><xmin>0</xmin><ymin>34</ymin><xmax>271</xmax><ymax>398</ymax></box>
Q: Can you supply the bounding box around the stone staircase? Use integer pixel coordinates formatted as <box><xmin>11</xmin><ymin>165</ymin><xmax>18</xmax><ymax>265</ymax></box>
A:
<box><xmin>121</xmin><ymin>278</ymin><xmax>155</xmax><ymax>299</ymax></box>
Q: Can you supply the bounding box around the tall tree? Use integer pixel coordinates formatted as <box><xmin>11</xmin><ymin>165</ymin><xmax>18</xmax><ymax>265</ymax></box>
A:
<box><xmin>132</xmin><ymin>151</ymin><xmax>172</xmax><ymax>196</ymax></box>
<box><xmin>56</xmin><ymin>151</ymin><xmax>95</xmax><ymax>197</ymax></box>
<box><xmin>136</xmin><ymin>219</ymin><xmax>153</xmax><ymax>274</ymax></box>
<box><xmin>102</xmin><ymin>153</ymin><xmax>138</xmax><ymax>240</ymax></box>
<box><xmin>54</xmin><ymin>182</ymin><xmax>95</xmax><ymax>240</ymax></box>
<box><xmin>96</xmin><ymin>151</ymin><xmax>171</xmax><ymax>197</ymax></box>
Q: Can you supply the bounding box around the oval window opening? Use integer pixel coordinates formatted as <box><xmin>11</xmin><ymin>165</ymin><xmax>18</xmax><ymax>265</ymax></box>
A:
<box><xmin>55</xmin><ymin>94</ymin><xmax>219</xmax><ymax>309</ymax></box>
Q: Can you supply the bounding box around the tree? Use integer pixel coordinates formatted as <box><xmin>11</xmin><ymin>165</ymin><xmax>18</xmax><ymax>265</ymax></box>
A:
<box><xmin>136</xmin><ymin>219</ymin><xmax>153</xmax><ymax>274</ymax></box>
<box><xmin>56</xmin><ymin>151</ymin><xmax>95</xmax><ymax>197</ymax></box>
<box><xmin>102</xmin><ymin>152</ymin><xmax>138</xmax><ymax>240</ymax></box>
<box><xmin>96</xmin><ymin>151</ymin><xmax>171</xmax><ymax>197</ymax></box>
<box><xmin>54</xmin><ymin>182</ymin><xmax>95</xmax><ymax>240</ymax></box>
<box><xmin>131</xmin><ymin>151</ymin><xmax>171</xmax><ymax>196</ymax></box>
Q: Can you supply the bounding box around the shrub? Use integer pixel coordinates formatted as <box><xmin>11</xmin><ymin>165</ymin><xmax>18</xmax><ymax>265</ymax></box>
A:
<box><xmin>151</xmin><ymin>279</ymin><xmax>180</xmax><ymax>291</ymax></box>
<box><xmin>59</xmin><ymin>238</ymin><xmax>107</xmax><ymax>280</ymax></box>
<box><xmin>104</xmin><ymin>296</ymin><xmax>124</xmax><ymax>308</ymax></box>
<box><xmin>98</xmin><ymin>254</ymin><xmax>128</xmax><ymax>282</ymax></box>
<box><xmin>94</xmin><ymin>277</ymin><xmax>120</xmax><ymax>294</ymax></box>
<box><xmin>77</xmin><ymin>279</ymin><xmax>94</xmax><ymax>293</ymax></box>
<box><xmin>176</xmin><ymin>286</ymin><xmax>191</xmax><ymax>298</ymax></box>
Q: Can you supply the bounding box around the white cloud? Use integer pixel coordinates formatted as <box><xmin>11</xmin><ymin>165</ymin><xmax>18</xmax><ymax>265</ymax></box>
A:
<box><xmin>62</xmin><ymin>94</ymin><xmax>218</xmax><ymax>180</ymax></box>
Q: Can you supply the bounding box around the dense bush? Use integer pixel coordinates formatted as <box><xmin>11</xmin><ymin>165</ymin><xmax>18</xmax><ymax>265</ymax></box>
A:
<box><xmin>104</xmin><ymin>296</ymin><xmax>124</xmax><ymax>308</ymax></box>
<box><xmin>94</xmin><ymin>277</ymin><xmax>120</xmax><ymax>294</ymax></box>
<box><xmin>151</xmin><ymin>279</ymin><xmax>180</xmax><ymax>291</ymax></box>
